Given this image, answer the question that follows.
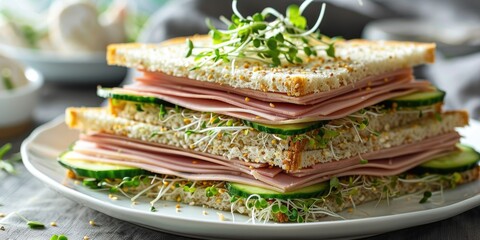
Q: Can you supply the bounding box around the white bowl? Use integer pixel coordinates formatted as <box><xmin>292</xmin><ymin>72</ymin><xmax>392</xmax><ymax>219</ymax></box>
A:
<box><xmin>0</xmin><ymin>68</ymin><xmax>43</xmax><ymax>128</ymax></box>
<box><xmin>0</xmin><ymin>43</ymin><xmax>126</xmax><ymax>84</ymax></box>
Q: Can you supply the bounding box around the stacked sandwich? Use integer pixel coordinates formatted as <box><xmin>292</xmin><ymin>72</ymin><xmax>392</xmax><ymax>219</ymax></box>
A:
<box><xmin>60</xmin><ymin>4</ymin><xmax>479</xmax><ymax>223</ymax></box>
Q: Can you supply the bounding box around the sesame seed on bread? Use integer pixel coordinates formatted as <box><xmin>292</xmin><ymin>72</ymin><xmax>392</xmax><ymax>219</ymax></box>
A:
<box><xmin>107</xmin><ymin>36</ymin><xmax>435</xmax><ymax>96</ymax></box>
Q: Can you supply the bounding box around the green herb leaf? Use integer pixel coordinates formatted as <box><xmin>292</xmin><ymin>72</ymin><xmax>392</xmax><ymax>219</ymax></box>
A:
<box><xmin>27</xmin><ymin>220</ymin><xmax>45</xmax><ymax>229</ymax></box>
<box><xmin>0</xmin><ymin>143</ymin><xmax>20</xmax><ymax>174</ymax></box>
<box><xmin>205</xmin><ymin>185</ymin><xmax>219</xmax><ymax>197</ymax></box>
<box><xmin>267</xmin><ymin>37</ymin><xmax>277</xmax><ymax>50</ymax></box>
<box><xmin>0</xmin><ymin>143</ymin><xmax>11</xmax><ymax>159</ymax></box>
<box><xmin>159</xmin><ymin>104</ymin><xmax>167</xmax><ymax>118</ymax></box>
<box><xmin>326</xmin><ymin>43</ymin><xmax>336</xmax><ymax>58</ymax></box>
<box><xmin>58</xmin><ymin>235</ymin><xmax>68</xmax><ymax>240</ymax></box>
<box><xmin>185</xmin><ymin>39</ymin><xmax>194</xmax><ymax>57</ymax></box>
<box><xmin>51</xmin><ymin>234</ymin><xmax>68</xmax><ymax>240</ymax></box>
<box><xmin>330</xmin><ymin>177</ymin><xmax>340</xmax><ymax>190</ymax></box>
<box><xmin>303</xmin><ymin>46</ymin><xmax>312</xmax><ymax>56</ymax></box>
<box><xmin>271</xmin><ymin>204</ymin><xmax>280</xmax><ymax>213</ymax></box>
<box><xmin>2</xmin><ymin>68</ymin><xmax>14</xmax><ymax>90</ymax></box>
<box><xmin>253</xmin><ymin>39</ymin><xmax>261</xmax><ymax>48</ymax></box>
<box><xmin>135</xmin><ymin>104</ymin><xmax>144</xmax><ymax>112</ymax></box>
<box><xmin>323</xmin><ymin>129</ymin><xmax>339</xmax><ymax>139</ymax></box>
<box><xmin>252</xmin><ymin>13</ymin><xmax>264</xmax><ymax>22</ymax></box>
<box><xmin>287</xmin><ymin>4</ymin><xmax>300</xmax><ymax>19</ymax></box>
<box><xmin>419</xmin><ymin>191</ymin><xmax>432</xmax><ymax>204</ymax></box>
<box><xmin>82</xmin><ymin>178</ymin><xmax>99</xmax><ymax>189</ymax></box>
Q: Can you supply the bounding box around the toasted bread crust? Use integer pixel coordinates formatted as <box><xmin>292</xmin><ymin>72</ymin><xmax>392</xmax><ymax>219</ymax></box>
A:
<box><xmin>107</xmin><ymin>36</ymin><xmax>436</xmax><ymax>96</ymax></box>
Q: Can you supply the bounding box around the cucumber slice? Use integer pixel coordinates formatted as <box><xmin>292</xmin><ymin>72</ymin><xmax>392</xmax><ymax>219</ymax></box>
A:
<box><xmin>97</xmin><ymin>87</ymin><xmax>175</xmax><ymax>107</ymax></box>
<box><xmin>227</xmin><ymin>182</ymin><xmax>329</xmax><ymax>200</ymax></box>
<box><xmin>413</xmin><ymin>144</ymin><xmax>480</xmax><ymax>174</ymax></box>
<box><xmin>242</xmin><ymin>120</ymin><xmax>326</xmax><ymax>135</ymax></box>
<box><xmin>382</xmin><ymin>89</ymin><xmax>445</xmax><ymax>109</ymax></box>
<box><xmin>59</xmin><ymin>151</ymin><xmax>146</xmax><ymax>179</ymax></box>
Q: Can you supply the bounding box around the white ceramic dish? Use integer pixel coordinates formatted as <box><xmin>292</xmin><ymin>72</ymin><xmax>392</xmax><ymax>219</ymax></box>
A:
<box><xmin>0</xmin><ymin>43</ymin><xmax>126</xmax><ymax>84</ymax></box>
<box><xmin>21</xmin><ymin>117</ymin><xmax>480</xmax><ymax>239</ymax></box>
<box><xmin>0</xmin><ymin>68</ymin><xmax>43</xmax><ymax>127</ymax></box>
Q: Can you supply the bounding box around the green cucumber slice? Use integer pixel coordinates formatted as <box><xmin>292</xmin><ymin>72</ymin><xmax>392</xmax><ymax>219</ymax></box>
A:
<box><xmin>413</xmin><ymin>144</ymin><xmax>480</xmax><ymax>174</ymax></box>
<box><xmin>58</xmin><ymin>151</ymin><xmax>146</xmax><ymax>179</ymax></box>
<box><xmin>227</xmin><ymin>182</ymin><xmax>329</xmax><ymax>200</ymax></box>
<box><xmin>242</xmin><ymin>120</ymin><xmax>326</xmax><ymax>135</ymax></box>
<box><xmin>97</xmin><ymin>87</ymin><xmax>175</xmax><ymax>107</ymax></box>
<box><xmin>382</xmin><ymin>89</ymin><xmax>445</xmax><ymax>109</ymax></box>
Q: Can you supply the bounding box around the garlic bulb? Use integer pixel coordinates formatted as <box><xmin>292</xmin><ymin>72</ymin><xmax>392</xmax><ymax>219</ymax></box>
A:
<box><xmin>48</xmin><ymin>0</ymin><xmax>108</xmax><ymax>53</ymax></box>
<box><xmin>100</xmin><ymin>0</ymin><xmax>128</xmax><ymax>44</ymax></box>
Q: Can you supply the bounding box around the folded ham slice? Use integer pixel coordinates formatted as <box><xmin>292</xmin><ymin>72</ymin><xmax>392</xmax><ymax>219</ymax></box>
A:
<box><xmin>108</xmin><ymin>68</ymin><xmax>432</xmax><ymax>125</ymax></box>
<box><xmin>68</xmin><ymin>132</ymin><xmax>460</xmax><ymax>192</ymax></box>
<box><xmin>141</xmin><ymin>68</ymin><xmax>413</xmax><ymax>105</ymax></box>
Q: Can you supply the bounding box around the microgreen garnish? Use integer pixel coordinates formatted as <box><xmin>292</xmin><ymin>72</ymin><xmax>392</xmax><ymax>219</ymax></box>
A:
<box><xmin>15</xmin><ymin>212</ymin><xmax>45</xmax><ymax>229</ymax></box>
<box><xmin>0</xmin><ymin>143</ymin><xmax>21</xmax><ymax>174</ymax></box>
<box><xmin>360</xmin><ymin>159</ymin><xmax>368</xmax><ymax>164</ymax></box>
<box><xmin>186</xmin><ymin>0</ymin><xmax>339</xmax><ymax>69</ymax></box>
<box><xmin>205</xmin><ymin>185</ymin><xmax>219</xmax><ymax>197</ymax></box>
<box><xmin>329</xmin><ymin>177</ymin><xmax>339</xmax><ymax>190</ymax></box>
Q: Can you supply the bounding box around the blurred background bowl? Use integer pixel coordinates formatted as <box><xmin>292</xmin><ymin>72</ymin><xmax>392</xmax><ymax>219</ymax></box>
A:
<box><xmin>363</xmin><ymin>19</ymin><xmax>480</xmax><ymax>58</ymax></box>
<box><xmin>0</xmin><ymin>43</ymin><xmax>126</xmax><ymax>84</ymax></box>
<box><xmin>0</xmin><ymin>67</ymin><xmax>43</xmax><ymax>137</ymax></box>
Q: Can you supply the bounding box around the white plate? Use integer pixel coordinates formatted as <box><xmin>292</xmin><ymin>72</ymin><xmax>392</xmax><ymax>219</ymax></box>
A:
<box><xmin>0</xmin><ymin>43</ymin><xmax>126</xmax><ymax>84</ymax></box>
<box><xmin>21</xmin><ymin>117</ymin><xmax>480</xmax><ymax>239</ymax></box>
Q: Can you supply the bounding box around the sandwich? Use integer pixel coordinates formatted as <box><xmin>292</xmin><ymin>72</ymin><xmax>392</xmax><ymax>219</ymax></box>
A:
<box><xmin>59</xmin><ymin>1</ymin><xmax>480</xmax><ymax>223</ymax></box>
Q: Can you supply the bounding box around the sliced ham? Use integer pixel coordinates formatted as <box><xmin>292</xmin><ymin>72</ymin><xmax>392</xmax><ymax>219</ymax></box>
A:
<box><xmin>290</xmin><ymin>132</ymin><xmax>461</xmax><ymax>177</ymax></box>
<box><xmin>70</xmin><ymin>132</ymin><xmax>460</xmax><ymax>192</ymax></box>
<box><xmin>141</xmin><ymin>68</ymin><xmax>413</xmax><ymax>105</ymax></box>
<box><xmin>97</xmin><ymin>66</ymin><xmax>434</xmax><ymax>125</ymax></box>
<box><xmin>128</xmin><ymin>75</ymin><xmax>428</xmax><ymax>117</ymax></box>
<box><xmin>79</xmin><ymin>134</ymin><xmax>271</xmax><ymax>169</ymax></box>
<box><xmin>109</xmin><ymin>86</ymin><xmax>424</xmax><ymax>124</ymax></box>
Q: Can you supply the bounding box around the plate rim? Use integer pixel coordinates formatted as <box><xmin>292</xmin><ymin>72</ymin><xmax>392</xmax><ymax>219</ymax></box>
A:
<box><xmin>21</xmin><ymin>117</ymin><xmax>480</xmax><ymax>239</ymax></box>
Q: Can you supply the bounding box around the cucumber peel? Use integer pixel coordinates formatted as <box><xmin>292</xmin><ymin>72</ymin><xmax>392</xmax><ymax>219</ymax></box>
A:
<box><xmin>382</xmin><ymin>89</ymin><xmax>445</xmax><ymax>109</ymax></box>
<box><xmin>413</xmin><ymin>144</ymin><xmax>480</xmax><ymax>174</ymax></box>
<box><xmin>59</xmin><ymin>151</ymin><xmax>146</xmax><ymax>179</ymax></box>
<box><xmin>227</xmin><ymin>182</ymin><xmax>329</xmax><ymax>200</ymax></box>
<box><xmin>242</xmin><ymin>120</ymin><xmax>326</xmax><ymax>135</ymax></box>
<box><xmin>97</xmin><ymin>87</ymin><xmax>175</xmax><ymax>107</ymax></box>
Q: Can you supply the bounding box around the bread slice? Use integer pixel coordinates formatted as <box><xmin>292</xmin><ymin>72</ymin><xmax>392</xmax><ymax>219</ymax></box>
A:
<box><xmin>107</xmin><ymin>36</ymin><xmax>435</xmax><ymax>96</ymax></box>
<box><xmin>65</xmin><ymin>165</ymin><xmax>479</xmax><ymax>223</ymax></box>
<box><xmin>66</xmin><ymin>104</ymin><xmax>467</xmax><ymax>170</ymax></box>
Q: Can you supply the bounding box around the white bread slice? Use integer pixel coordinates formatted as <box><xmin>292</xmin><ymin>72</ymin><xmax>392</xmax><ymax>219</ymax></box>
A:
<box><xmin>107</xmin><ymin>36</ymin><xmax>435</xmax><ymax>96</ymax></box>
<box><xmin>65</xmin><ymin>105</ymin><xmax>467</xmax><ymax>170</ymax></box>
